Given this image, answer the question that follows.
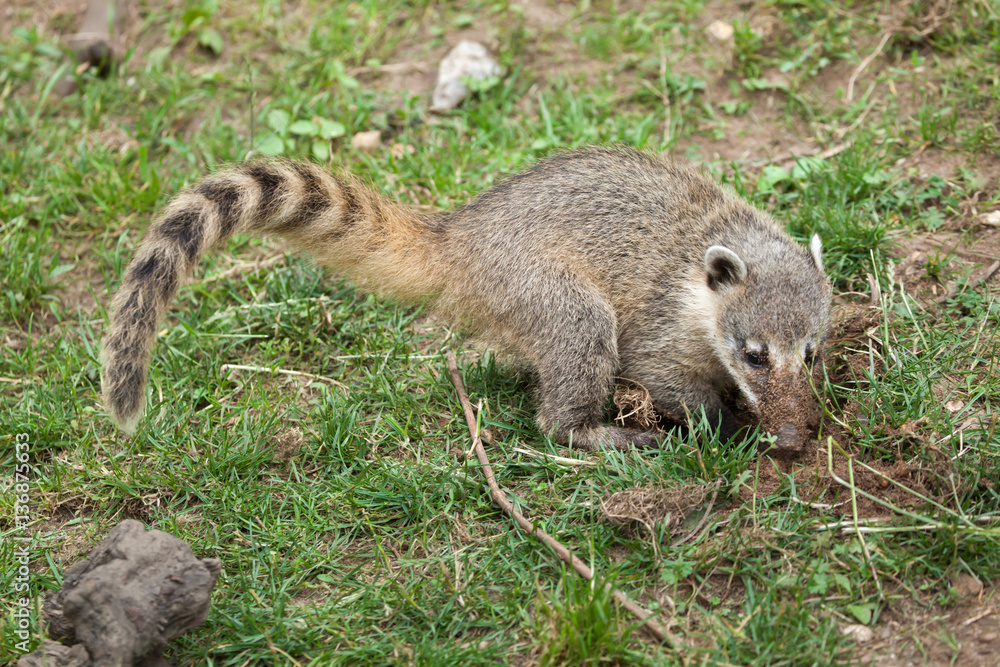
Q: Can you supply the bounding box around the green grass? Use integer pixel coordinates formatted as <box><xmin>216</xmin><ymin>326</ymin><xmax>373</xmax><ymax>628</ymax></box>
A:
<box><xmin>2</xmin><ymin>1</ymin><xmax>1000</xmax><ymax>665</ymax></box>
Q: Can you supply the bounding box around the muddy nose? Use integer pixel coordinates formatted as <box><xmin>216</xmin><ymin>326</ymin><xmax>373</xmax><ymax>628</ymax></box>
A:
<box><xmin>775</xmin><ymin>423</ymin><xmax>801</xmax><ymax>449</ymax></box>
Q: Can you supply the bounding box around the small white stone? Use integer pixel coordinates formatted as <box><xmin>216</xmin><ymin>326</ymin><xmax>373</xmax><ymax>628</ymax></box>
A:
<box><xmin>432</xmin><ymin>40</ymin><xmax>503</xmax><ymax>110</ymax></box>
<box><xmin>706</xmin><ymin>20</ymin><xmax>734</xmax><ymax>42</ymax></box>
<box><xmin>979</xmin><ymin>210</ymin><xmax>1000</xmax><ymax>226</ymax></box>
<box><xmin>840</xmin><ymin>624</ymin><xmax>874</xmax><ymax>643</ymax></box>
<box><xmin>351</xmin><ymin>131</ymin><xmax>381</xmax><ymax>153</ymax></box>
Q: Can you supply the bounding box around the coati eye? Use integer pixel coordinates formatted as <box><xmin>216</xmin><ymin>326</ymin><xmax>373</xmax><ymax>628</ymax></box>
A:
<box><xmin>744</xmin><ymin>350</ymin><xmax>766</xmax><ymax>367</ymax></box>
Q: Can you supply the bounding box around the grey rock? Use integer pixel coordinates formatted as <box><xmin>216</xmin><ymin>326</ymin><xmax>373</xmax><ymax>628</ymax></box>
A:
<box><xmin>39</xmin><ymin>520</ymin><xmax>220</xmax><ymax>667</ymax></box>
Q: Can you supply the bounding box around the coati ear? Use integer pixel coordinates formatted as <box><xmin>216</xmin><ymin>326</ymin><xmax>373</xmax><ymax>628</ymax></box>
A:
<box><xmin>809</xmin><ymin>234</ymin><xmax>823</xmax><ymax>272</ymax></box>
<box><xmin>705</xmin><ymin>245</ymin><xmax>747</xmax><ymax>291</ymax></box>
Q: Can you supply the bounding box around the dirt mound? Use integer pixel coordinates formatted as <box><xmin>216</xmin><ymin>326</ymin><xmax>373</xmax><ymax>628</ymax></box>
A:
<box><xmin>743</xmin><ymin>440</ymin><xmax>932</xmax><ymax>520</ymax></box>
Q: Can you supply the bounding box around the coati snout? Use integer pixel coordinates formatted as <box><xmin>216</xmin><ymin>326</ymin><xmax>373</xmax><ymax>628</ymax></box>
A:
<box><xmin>703</xmin><ymin>235</ymin><xmax>829</xmax><ymax>450</ymax></box>
<box><xmin>101</xmin><ymin>147</ymin><xmax>831</xmax><ymax>451</ymax></box>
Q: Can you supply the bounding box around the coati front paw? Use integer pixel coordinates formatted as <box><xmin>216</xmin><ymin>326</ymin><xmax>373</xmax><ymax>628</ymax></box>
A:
<box><xmin>564</xmin><ymin>425</ymin><xmax>662</xmax><ymax>452</ymax></box>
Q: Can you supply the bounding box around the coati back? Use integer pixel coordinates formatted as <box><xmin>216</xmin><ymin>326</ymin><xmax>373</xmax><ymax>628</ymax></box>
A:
<box><xmin>102</xmin><ymin>147</ymin><xmax>831</xmax><ymax>450</ymax></box>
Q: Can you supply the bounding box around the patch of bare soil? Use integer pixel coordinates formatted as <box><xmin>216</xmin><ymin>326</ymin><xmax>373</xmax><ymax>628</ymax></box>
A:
<box><xmin>2</xmin><ymin>0</ymin><xmax>141</xmax><ymax>63</ymax></box>
<box><xmin>1</xmin><ymin>0</ymin><xmax>85</xmax><ymax>41</ymax></box>
<box><xmin>893</xmin><ymin>222</ymin><xmax>1000</xmax><ymax>306</ymax></box>
<box><xmin>272</xmin><ymin>426</ymin><xmax>306</xmax><ymax>462</ymax></box>
<box><xmin>676</xmin><ymin>99</ymin><xmax>816</xmax><ymax>164</ymax></box>
<box><xmin>353</xmin><ymin>0</ymin><xmax>579</xmax><ymax>110</ymax></box>
<box><xmin>33</xmin><ymin>514</ymin><xmax>97</xmax><ymax>569</ymax></box>
<box><xmin>867</xmin><ymin>578</ymin><xmax>1000</xmax><ymax>667</ymax></box>
<box><xmin>50</xmin><ymin>241</ymin><xmax>108</xmax><ymax>326</ymax></box>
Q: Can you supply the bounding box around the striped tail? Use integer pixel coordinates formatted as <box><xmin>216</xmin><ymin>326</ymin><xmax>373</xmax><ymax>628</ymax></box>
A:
<box><xmin>101</xmin><ymin>159</ymin><xmax>444</xmax><ymax>433</ymax></box>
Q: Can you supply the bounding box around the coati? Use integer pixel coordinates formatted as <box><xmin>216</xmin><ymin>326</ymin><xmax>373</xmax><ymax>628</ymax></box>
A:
<box><xmin>101</xmin><ymin>146</ymin><xmax>831</xmax><ymax>450</ymax></box>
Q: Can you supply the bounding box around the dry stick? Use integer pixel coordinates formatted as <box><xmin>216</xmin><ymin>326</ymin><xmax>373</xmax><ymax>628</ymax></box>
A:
<box><xmin>445</xmin><ymin>353</ymin><xmax>676</xmax><ymax>647</ymax></box>
<box><xmin>847</xmin><ymin>31</ymin><xmax>891</xmax><ymax>103</ymax></box>
<box><xmin>963</xmin><ymin>607</ymin><xmax>995</xmax><ymax>627</ymax></box>
<box><xmin>348</xmin><ymin>61</ymin><xmax>431</xmax><ymax>76</ymax></box>
<box><xmin>740</xmin><ymin>141</ymin><xmax>852</xmax><ymax>168</ymax></box>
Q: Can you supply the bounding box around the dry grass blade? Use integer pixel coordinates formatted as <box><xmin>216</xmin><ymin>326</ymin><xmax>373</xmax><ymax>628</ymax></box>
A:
<box><xmin>511</xmin><ymin>446</ymin><xmax>598</xmax><ymax>467</ymax></box>
<box><xmin>198</xmin><ymin>252</ymin><xmax>287</xmax><ymax>286</ymax></box>
<box><xmin>220</xmin><ymin>364</ymin><xmax>348</xmax><ymax>389</ymax></box>
<box><xmin>847</xmin><ymin>32</ymin><xmax>891</xmax><ymax>103</ymax></box>
<box><xmin>612</xmin><ymin>378</ymin><xmax>660</xmax><ymax>430</ymax></box>
<box><xmin>815</xmin><ymin>514</ymin><xmax>1000</xmax><ymax>534</ymax></box>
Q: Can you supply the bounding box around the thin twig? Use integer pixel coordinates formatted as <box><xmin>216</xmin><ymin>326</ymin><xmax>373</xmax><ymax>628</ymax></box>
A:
<box><xmin>445</xmin><ymin>353</ymin><xmax>677</xmax><ymax>647</ymax></box>
<box><xmin>740</xmin><ymin>141</ymin><xmax>852</xmax><ymax>167</ymax></box>
<box><xmin>348</xmin><ymin>61</ymin><xmax>431</xmax><ymax>76</ymax></box>
<box><xmin>848</xmin><ymin>32</ymin><xmax>891</xmax><ymax>103</ymax></box>
<box><xmin>963</xmin><ymin>607</ymin><xmax>995</xmax><ymax>626</ymax></box>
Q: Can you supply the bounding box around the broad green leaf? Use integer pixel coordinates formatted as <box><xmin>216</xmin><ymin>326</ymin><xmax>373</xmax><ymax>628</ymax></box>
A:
<box><xmin>312</xmin><ymin>140</ymin><xmax>330</xmax><ymax>161</ymax></box>
<box><xmin>847</xmin><ymin>603</ymin><xmax>875</xmax><ymax>625</ymax></box>
<box><xmin>49</xmin><ymin>264</ymin><xmax>75</xmax><ymax>279</ymax></box>
<box><xmin>255</xmin><ymin>133</ymin><xmax>285</xmax><ymax>156</ymax></box>
<box><xmin>757</xmin><ymin>165</ymin><xmax>790</xmax><ymax>191</ymax></box>
<box><xmin>198</xmin><ymin>28</ymin><xmax>223</xmax><ymax>55</ymax></box>
<box><xmin>289</xmin><ymin>120</ymin><xmax>318</xmax><ymax>136</ymax></box>
<box><xmin>267</xmin><ymin>109</ymin><xmax>290</xmax><ymax>133</ymax></box>
<box><xmin>317</xmin><ymin>119</ymin><xmax>346</xmax><ymax>139</ymax></box>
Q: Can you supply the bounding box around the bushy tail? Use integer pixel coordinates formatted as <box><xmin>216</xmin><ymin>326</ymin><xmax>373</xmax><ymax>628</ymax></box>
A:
<box><xmin>101</xmin><ymin>159</ymin><xmax>444</xmax><ymax>433</ymax></box>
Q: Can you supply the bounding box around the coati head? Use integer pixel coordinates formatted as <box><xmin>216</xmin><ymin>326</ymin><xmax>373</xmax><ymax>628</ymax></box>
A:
<box><xmin>703</xmin><ymin>232</ymin><xmax>832</xmax><ymax>450</ymax></box>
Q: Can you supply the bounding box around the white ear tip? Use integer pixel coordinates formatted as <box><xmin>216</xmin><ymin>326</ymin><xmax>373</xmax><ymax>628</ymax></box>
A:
<box><xmin>809</xmin><ymin>234</ymin><xmax>823</xmax><ymax>270</ymax></box>
<box><xmin>705</xmin><ymin>245</ymin><xmax>740</xmax><ymax>265</ymax></box>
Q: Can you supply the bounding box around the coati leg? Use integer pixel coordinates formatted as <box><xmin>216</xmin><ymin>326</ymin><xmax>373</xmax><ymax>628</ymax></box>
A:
<box><xmin>642</xmin><ymin>380</ymin><xmax>740</xmax><ymax>444</ymax></box>
<box><xmin>501</xmin><ymin>269</ymin><xmax>660</xmax><ymax>451</ymax></box>
<box><xmin>619</xmin><ymin>318</ymin><xmax>741</xmax><ymax>446</ymax></box>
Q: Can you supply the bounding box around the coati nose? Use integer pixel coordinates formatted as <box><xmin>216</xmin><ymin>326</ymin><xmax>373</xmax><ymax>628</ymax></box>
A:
<box><xmin>775</xmin><ymin>423</ymin><xmax>801</xmax><ymax>449</ymax></box>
